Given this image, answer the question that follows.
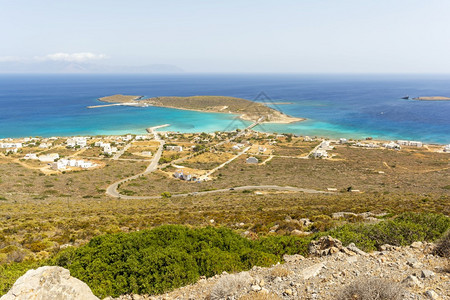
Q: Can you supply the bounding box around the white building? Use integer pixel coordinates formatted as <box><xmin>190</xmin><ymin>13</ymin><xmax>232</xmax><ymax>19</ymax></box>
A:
<box><xmin>443</xmin><ymin>145</ymin><xmax>450</xmax><ymax>152</ymax></box>
<box><xmin>318</xmin><ymin>140</ymin><xmax>333</xmax><ymax>150</ymax></box>
<box><xmin>135</xmin><ymin>135</ymin><xmax>151</xmax><ymax>140</ymax></box>
<box><xmin>397</xmin><ymin>140</ymin><xmax>409</xmax><ymax>146</ymax></box>
<box><xmin>396</xmin><ymin>140</ymin><xmax>423</xmax><ymax>147</ymax></box>
<box><xmin>39</xmin><ymin>143</ymin><xmax>52</xmax><ymax>149</ymax></box>
<box><xmin>66</xmin><ymin>137</ymin><xmax>87</xmax><ymax>148</ymax></box>
<box><xmin>312</xmin><ymin>149</ymin><xmax>328</xmax><ymax>158</ymax></box>
<box><xmin>258</xmin><ymin>146</ymin><xmax>267</xmax><ymax>153</ymax></box>
<box><xmin>122</xmin><ymin>134</ymin><xmax>133</xmax><ymax>141</ymax></box>
<box><xmin>51</xmin><ymin>159</ymin><xmax>96</xmax><ymax>170</ymax></box>
<box><xmin>354</xmin><ymin>142</ymin><xmax>379</xmax><ymax>148</ymax></box>
<box><xmin>5</xmin><ymin>148</ymin><xmax>18</xmax><ymax>154</ymax></box>
<box><xmin>383</xmin><ymin>142</ymin><xmax>401</xmax><ymax>150</ymax></box>
<box><xmin>51</xmin><ymin>161</ymin><xmax>67</xmax><ymax>170</ymax></box>
<box><xmin>304</xmin><ymin>136</ymin><xmax>313</xmax><ymax>142</ymax></box>
<box><xmin>166</xmin><ymin>145</ymin><xmax>183</xmax><ymax>152</ymax></box>
<box><xmin>24</xmin><ymin>153</ymin><xmax>38</xmax><ymax>160</ymax></box>
<box><xmin>173</xmin><ymin>169</ymin><xmax>193</xmax><ymax>181</ymax></box>
<box><xmin>409</xmin><ymin>141</ymin><xmax>423</xmax><ymax>147</ymax></box>
<box><xmin>0</xmin><ymin>142</ymin><xmax>22</xmax><ymax>149</ymax></box>
<box><xmin>339</xmin><ymin>138</ymin><xmax>348</xmax><ymax>144</ymax></box>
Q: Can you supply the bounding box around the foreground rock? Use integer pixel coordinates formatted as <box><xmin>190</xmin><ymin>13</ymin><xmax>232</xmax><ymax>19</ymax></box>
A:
<box><xmin>0</xmin><ymin>266</ymin><xmax>98</xmax><ymax>300</ymax></box>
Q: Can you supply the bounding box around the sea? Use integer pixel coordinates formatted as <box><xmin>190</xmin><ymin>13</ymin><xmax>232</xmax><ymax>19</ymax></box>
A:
<box><xmin>0</xmin><ymin>74</ymin><xmax>449</xmax><ymax>144</ymax></box>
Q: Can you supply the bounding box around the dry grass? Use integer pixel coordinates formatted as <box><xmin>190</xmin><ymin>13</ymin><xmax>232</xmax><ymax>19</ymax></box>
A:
<box><xmin>270</xmin><ymin>264</ymin><xmax>291</xmax><ymax>278</ymax></box>
<box><xmin>338</xmin><ymin>277</ymin><xmax>404</xmax><ymax>300</ymax></box>
<box><xmin>180</xmin><ymin>152</ymin><xmax>234</xmax><ymax>170</ymax></box>
<box><xmin>209</xmin><ymin>272</ymin><xmax>252</xmax><ymax>300</ymax></box>
<box><xmin>239</xmin><ymin>291</ymin><xmax>282</xmax><ymax>300</ymax></box>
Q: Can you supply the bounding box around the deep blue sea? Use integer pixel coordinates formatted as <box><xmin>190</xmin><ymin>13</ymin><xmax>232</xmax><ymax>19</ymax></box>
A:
<box><xmin>0</xmin><ymin>74</ymin><xmax>449</xmax><ymax>144</ymax></box>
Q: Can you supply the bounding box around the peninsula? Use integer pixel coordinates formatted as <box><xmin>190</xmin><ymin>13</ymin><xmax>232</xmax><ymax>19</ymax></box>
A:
<box><xmin>412</xmin><ymin>96</ymin><xmax>450</xmax><ymax>101</ymax></box>
<box><xmin>97</xmin><ymin>94</ymin><xmax>304</xmax><ymax>123</ymax></box>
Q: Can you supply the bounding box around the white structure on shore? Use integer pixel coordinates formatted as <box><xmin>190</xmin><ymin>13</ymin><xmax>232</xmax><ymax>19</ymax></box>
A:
<box><xmin>444</xmin><ymin>145</ymin><xmax>450</xmax><ymax>153</ymax></box>
<box><xmin>383</xmin><ymin>142</ymin><xmax>401</xmax><ymax>150</ymax></box>
<box><xmin>396</xmin><ymin>140</ymin><xmax>423</xmax><ymax>147</ymax></box>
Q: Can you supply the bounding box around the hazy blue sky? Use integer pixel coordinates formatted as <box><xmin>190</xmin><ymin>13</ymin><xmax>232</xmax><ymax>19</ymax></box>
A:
<box><xmin>1</xmin><ymin>0</ymin><xmax>449</xmax><ymax>73</ymax></box>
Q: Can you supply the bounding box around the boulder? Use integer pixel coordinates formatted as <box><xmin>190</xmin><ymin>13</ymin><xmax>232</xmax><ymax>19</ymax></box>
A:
<box><xmin>309</xmin><ymin>236</ymin><xmax>343</xmax><ymax>256</ymax></box>
<box><xmin>402</xmin><ymin>275</ymin><xmax>423</xmax><ymax>288</ymax></box>
<box><xmin>347</xmin><ymin>243</ymin><xmax>367</xmax><ymax>256</ymax></box>
<box><xmin>0</xmin><ymin>266</ymin><xmax>98</xmax><ymax>300</ymax></box>
<box><xmin>300</xmin><ymin>262</ymin><xmax>325</xmax><ymax>280</ymax></box>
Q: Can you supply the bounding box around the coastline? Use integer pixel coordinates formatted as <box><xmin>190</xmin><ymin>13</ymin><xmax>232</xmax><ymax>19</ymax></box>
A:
<box><xmin>147</xmin><ymin>103</ymin><xmax>305</xmax><ymax>124</ymax></box>
<box><xmin>95</xmin><ymin>94</ymin><xmax>305</xmax><ymax>124</ymax></box>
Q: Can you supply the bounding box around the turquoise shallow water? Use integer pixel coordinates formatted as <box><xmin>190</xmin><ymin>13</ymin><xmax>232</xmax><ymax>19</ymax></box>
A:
<box><xmin>0</xmin><ymin>74</ymin><xmax>449</xmax><ymax>144</ymax></box>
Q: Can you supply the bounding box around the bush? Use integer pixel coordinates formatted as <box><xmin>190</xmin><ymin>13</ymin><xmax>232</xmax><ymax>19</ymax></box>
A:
<box><xmin>433</xmin><ymin>230</ymin><xmax>450</xmax><ymax>258</ymax></box>
<box><xmin>329</xmin><ymin>212</ymin><xmax>450</xmax><ymax>251</ymax></box>
<box><xmin>338</xmin><ymin>277</ymin><xmax>404</xmax><ymax>300</ymax></box>
<box><xmin>50</xmin><ymin>226</ymin><xmax>279</xmax><ymax>298</ymax></box>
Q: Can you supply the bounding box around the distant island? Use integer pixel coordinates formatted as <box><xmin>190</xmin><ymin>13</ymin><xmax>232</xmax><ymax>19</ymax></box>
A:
<box><xmin>412</xmin><ymin>96</ymin><xmax>450</xmax><ymax>101</ymax></box>
<box><xmin>98</xmin><ymin>94</ymin><xmax>304</xmax><ymax>123</ymax></box>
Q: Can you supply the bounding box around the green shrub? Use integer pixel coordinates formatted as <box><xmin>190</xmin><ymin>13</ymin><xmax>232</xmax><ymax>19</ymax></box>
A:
<box><xmin>329</xmin><ymin>212</ymin><xmax>450</xmax><ymax>251</ymax></box>
<box><xmin>50</xmin><ymin>226</ymin><xmax>278</xmax><ymax>298</ymax></box>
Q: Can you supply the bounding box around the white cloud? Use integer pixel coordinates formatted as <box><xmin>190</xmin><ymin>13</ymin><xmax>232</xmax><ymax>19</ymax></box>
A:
<box><xmin>36</xmin><ymin>52</ymin><xmax>107</xmax><ymax>62</ymax></box>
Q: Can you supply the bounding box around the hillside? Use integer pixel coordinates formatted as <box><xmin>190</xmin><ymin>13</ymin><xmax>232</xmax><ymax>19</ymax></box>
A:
<box><xmin>97</xmin><ymin>95</ymin><xmax>304</xmax><ymax>123</ymax></box>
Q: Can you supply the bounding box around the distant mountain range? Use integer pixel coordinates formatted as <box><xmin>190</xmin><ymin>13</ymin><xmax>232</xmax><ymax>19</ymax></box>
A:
<box><xmin>0</xmin><ymin>61</ymin><xmax>183</xmax><ymax>73</ymax></box>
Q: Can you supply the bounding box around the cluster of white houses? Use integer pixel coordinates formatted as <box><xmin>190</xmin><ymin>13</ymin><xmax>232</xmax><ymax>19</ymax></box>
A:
<box><xmin>94</xmin><ymin>141</ymin><xmax>118</xmax><ymax>155</ymax></box>
<box><xmin>66</xmin><ymin>137</ymin><xmax>89</xmax><ymax>148</ymax></box>
<box><xmin>51</xmin><ymin>159</ymin><xmax>97</xmax><ymax>170</ymax></box>
<box><xmin>312</xmin><ymin>140</ymin><xmax>333</xmax><ymax>158</ymax></box>
<box><xmin>383</xmin><ymin>142</ymin><xmax>401</xmax><ymax>150</ymax></box>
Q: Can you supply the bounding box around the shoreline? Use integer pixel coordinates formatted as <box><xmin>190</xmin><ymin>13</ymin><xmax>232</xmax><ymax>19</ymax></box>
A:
<box><xmin>1</xmin><ymin>125</ymin><xmax>448</xmax><ymax>146</ymax></box>
<box><xmin>147</xmin><ymin>103</ymin><xmax>305</xmax><ymax>124</ymax></box>
<box><xmin>95</xmin><ymin>94</ymin><xmax>305</xmax><ymax>124</ymax></box>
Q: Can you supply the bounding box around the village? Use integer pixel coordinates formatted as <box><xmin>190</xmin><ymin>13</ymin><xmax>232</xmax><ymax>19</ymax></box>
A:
<box><xmin>1</xmin><ymin>130</ymin><xmax>449</xmax><ymax>180</ymax></box>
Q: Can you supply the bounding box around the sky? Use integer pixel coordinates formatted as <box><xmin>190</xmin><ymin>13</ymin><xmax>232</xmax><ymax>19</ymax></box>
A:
<box><xmin>1</xmin><ymin>0</ymin><xmax>450</xmax><ymax>73</ymax></box>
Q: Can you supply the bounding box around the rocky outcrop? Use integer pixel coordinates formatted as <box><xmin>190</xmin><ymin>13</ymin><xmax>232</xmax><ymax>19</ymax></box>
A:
<box><xmin>139</xmin><ymin>240</ymin><xmax>449</xmax><ymax>300</ymax></box>
<box><xmin>0</xmin><ymin>266</ymin><xmax>98</xmax><ymax>300</ymax></box>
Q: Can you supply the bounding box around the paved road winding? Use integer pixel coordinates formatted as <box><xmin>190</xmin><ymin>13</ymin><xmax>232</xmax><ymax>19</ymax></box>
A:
<box><xmin>106</xmin><ymin>121</ymin><xmax>331</xmax><ymax>200</ymax></box>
